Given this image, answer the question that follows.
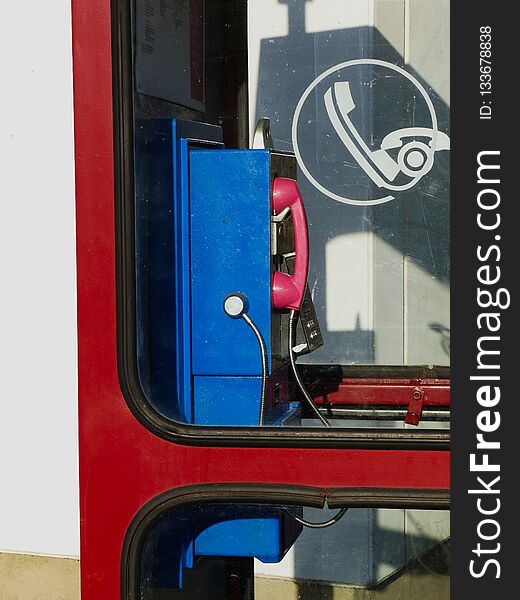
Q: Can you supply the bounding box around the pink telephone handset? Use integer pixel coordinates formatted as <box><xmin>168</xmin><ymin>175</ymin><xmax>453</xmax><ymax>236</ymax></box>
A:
<box><xmin>271</xmin><ymin>177</ymin><xmax>309</xmax><ymax>311</ymax></box>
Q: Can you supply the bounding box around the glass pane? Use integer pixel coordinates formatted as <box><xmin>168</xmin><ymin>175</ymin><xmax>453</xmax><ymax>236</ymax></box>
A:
<box><xmin>138</xmin><ymin>502</ymin><xmax>450</xmax><ymax>599</ymax></box>
<box><xmin>248</xmin><ymin>0</ymin><xmax>450</xmax><ymax>366</ymax></box>
<box><xmin>128</xmin><ymin>0</ymin><xmax>450</xmax><ymax>428</ymax></box>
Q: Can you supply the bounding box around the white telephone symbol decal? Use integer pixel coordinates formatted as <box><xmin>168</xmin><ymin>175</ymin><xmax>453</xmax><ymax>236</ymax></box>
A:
<box><xmin>293</xmin><ymin>59</ymin><xmax>450</xmax><ymax>206</ymax></box>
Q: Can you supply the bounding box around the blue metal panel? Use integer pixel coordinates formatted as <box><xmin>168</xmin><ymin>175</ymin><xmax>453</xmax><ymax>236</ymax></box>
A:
<box><xmin>194</xmin><ymin>510</ymin><xmax>303</xmax><ymax>564</ymax></box>
<box><xmin>193</xmin><ymin>375</ymin><xmax>263</xmax><ymax>426</ymax></box>
<box><xmin>134</xmin><ymin>119</ymin><xmax>222</xmax><ymax>423</ymax></box>
<box><xmin>144</xmin><ymin>506</ymin><xmax>303</xmax><ymax>588</ymax></box>
<box><xmin>195</xmin><ymin>517</ymin><xmax>283</xmax><ymax>563</ymax></box>
<box><xmin>190</xmin><ymin>149</ymin><xmax>272</xmax><ymax>377</ymax></box>
<box><xmin>172</xmin><ymin>125</ymin><xmax>193</xmax><ymax>422</ymax></box>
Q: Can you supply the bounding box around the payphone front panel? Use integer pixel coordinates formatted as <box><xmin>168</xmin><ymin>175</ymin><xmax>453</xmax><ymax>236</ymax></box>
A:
<box><xmin>190</xmin><ymin>150</ymin><xmax>273</xmax><ymax>377</ymax></box>
<box><xmin>190</xmin><ymin>149</ymin><xmax>301</xmax><ymax>426</ymax></box>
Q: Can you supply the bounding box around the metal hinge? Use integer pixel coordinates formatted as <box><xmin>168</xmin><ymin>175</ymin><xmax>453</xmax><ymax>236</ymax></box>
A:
<box><xmin>405</xmin><ymin>387</ymin><xmax>424</xmax><ymax>426</ymax></box>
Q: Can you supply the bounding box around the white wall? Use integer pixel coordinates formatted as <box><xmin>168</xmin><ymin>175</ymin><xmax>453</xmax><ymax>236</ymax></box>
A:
<box><xmin>0</xmin><ymin>1</ymin><xmax>79</xmax><ymax>557</ymax></box>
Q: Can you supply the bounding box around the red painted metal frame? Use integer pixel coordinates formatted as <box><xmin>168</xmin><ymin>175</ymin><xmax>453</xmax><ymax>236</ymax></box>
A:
<box><xmin>313</xmin><ymin>378</ymin><xmax>450</xmax><ymax>407</ymax></box>
<box><xmin>72</xmin><ymin>1</ymin><xmax>450</xmax><ymax>598</ymax></box>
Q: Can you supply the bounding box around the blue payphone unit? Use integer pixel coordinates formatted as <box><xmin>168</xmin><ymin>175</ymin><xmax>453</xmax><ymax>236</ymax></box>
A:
<box><xmin>135</xmin><ymin>118</ymin><xmax>323</xmax><ymax>427</ymax></box>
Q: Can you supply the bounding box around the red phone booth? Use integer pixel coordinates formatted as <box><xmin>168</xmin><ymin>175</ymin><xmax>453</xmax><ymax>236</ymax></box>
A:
<box><xmin>73</xmin><ymin>1</ymin><xmax>450</xmax><ymax>597</ymax></box>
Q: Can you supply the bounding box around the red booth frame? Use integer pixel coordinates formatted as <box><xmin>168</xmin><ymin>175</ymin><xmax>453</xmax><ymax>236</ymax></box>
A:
<box><xmin>72</xmin><ymin>1</ymin><xmax>450</xmax><ymax>598</ymax></box>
